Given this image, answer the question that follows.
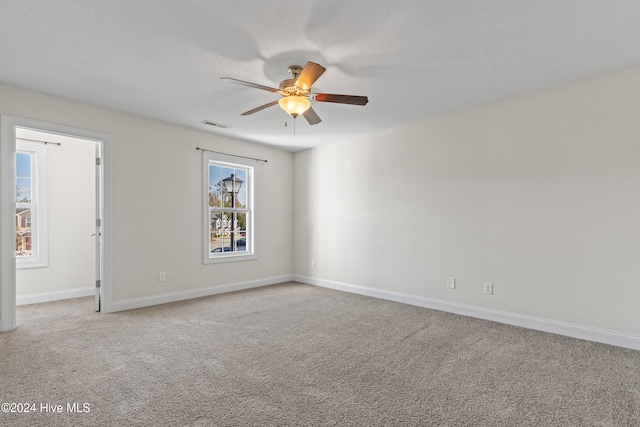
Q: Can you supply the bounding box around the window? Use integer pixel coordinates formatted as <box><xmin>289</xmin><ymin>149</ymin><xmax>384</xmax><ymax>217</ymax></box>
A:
<box><xmin>203</xmin><ymin>153</ymin><xmax>255</xmax><ymax>263</ymax></box>
<box><xmin>16</xmin><ymin>140</ymin><xmax>48</xmax><ymax>268</ymax></box>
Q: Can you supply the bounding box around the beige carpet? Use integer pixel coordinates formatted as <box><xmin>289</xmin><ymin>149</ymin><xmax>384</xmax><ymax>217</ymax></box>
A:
<box><xmin>1</xmin><ymin>282</ymin><xmax>639</xmax><ymax>426</ymax></box>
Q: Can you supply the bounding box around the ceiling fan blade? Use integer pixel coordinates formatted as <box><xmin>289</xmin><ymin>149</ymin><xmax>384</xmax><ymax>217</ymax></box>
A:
<box><xmin>295</xmin><ymin>62</ymin><xmax>326</xmax><ymax>91</ymax></box>
<box><xmin>241</xmin><ymin>100</ymin><xmax>279</xmax><ymax>116</ymax></box>
<box><xmin>221</xmin><ymin>77</ymin><xmax>280</xmax><ymax>93</ymax></box>
<box><xmin>315</xmin><ymin>93</ymin><xmax>369</xmax><ymax>106</ymax></box>
<box><xmin>302</xmin><ymin>106</ymin><xmax>322</xmax><ymax>125</ymax></box>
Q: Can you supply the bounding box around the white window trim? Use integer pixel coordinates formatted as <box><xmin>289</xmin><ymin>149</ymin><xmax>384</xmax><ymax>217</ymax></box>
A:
<box><xmin>16</xmin><ymin>139</ymin><xmax>48</xmax><ymax>269</ymax></box>
<box><xmin>203</xmin><ymin>152</ymin><xmax>256</xmax><ymax>264</ymax></box>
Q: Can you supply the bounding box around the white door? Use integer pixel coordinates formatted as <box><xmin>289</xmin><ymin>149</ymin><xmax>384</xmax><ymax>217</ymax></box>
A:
<box><xmin>94</xmin><ymin>144</ymin><xmax>102</xmax><ymax>312</ymax></box>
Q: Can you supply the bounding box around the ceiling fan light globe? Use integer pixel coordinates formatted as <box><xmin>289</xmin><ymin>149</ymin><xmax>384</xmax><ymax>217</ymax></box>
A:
<box><xmin>279</xmin><ymin>96</ymin><xmax>310</xmax><ymax>117</ymax></box>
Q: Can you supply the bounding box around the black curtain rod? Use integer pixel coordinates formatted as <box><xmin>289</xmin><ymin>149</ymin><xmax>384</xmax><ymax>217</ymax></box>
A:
<box><xmin>196</xmin><ymin>147</ymin><xmax>267</xmax><ymax>163</ymax></box>
<box><xmin>18</xmin><ymin>137</ymin><xmax>61</xmax><ymax>146</ymax></box>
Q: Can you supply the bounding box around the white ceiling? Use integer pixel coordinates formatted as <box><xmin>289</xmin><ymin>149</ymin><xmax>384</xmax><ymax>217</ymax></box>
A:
<box><xmin>2</xmin><ymin>1</ymin><xmax>640</xmax><ymax>152</ymax></box>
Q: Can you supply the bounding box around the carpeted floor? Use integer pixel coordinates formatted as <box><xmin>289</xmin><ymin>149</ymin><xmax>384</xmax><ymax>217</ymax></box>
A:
<box><xmin>1</xmin><ymin>282</ymin><xmax>639</xmax><ymax>426</ymax></box>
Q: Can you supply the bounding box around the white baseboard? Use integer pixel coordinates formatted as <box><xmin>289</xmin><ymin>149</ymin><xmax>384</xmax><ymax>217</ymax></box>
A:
<box><xmin>293</xmin><ymin>275</ymin><xmax>640</xmax><ymax>351</ymax></box>
<box><xmin>17</xmin><ymin>287</ymin><xmax>94</xmax><ymax>306</ymax></box>
<box><xmin>108</xmin><ymin>274</ymin><xmax>293</xmax><ymax>313</ymax></box>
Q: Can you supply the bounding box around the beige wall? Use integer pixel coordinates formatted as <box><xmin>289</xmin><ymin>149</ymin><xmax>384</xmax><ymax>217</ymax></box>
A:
<box><xmin>0</xmin><ymin>83</ymin><xmax>293</xmax><ymax>309</ymax></box>
<box><xmin>293</xmin><ymin>65</ymin><xmax>640</xmax><ymax>336</ymax></box>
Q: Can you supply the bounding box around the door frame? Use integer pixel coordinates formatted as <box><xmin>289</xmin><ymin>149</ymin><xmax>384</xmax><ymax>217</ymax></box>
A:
<box><xmin>1</xmin><ymin>115</ymin><xmax>113</xmax><ymax>331</ymax></box>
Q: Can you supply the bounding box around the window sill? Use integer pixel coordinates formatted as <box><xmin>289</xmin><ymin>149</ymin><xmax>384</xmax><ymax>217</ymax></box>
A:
<box><xmin>16</xmin><ymin>260</ymin><xmax>48</xmax><ymax>269</ymax></box>
<box><xmin>204</xmin><ymin>253</ymin><xmax>257</xmax><ymax>264</ymax></box>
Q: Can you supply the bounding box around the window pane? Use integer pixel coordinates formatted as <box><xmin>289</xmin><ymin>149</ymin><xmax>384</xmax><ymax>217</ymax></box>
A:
<box><xmin>209</xmin><ymin>211</ymin><xmax>247</xmax><ymax>254</ymax></box>
<box><xmin>16</xmin><ymin>152</ymin><xmax>32</xmax><ymax>203</ymax></box>
<box><xmin>234</xmin><ymin>169</ymin><xmax>247</xmax><ymax>187</ymax></box>
<box><xmin>16</xmin><ymin>208</ymin><xmax>32</xmax><ymax>257</ymax></box>
<box><xmin>218</xmin><ymin>167</ymin><xmax>236</xmax><ymax>208</ymax></box>
<box><xmin>234</xmin><ymin>212</ymin><xmax>247</xmax><ymax>252</ymax></box>
<box><xmin>230</xmin><ymin>169</ymin><xmax>246</xmax><ymax>208</ymax></box>
<box><xmin>236</xmin><ymin>188</ymin><xmax>247</xmax><ymax>209</ymax></box>
<box><xmin>209</xmin><ymin>211</ymin><xmax>233</xmax><ymax>253</ymax></box>
<box><xmin>208</xmin><ymin>165</ymin><xmax>222</xmax><ymax>207</ymax></box>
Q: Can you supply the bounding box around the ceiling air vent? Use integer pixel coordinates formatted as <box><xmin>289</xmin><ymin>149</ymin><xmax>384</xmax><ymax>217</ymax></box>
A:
<box><xmin>201</xmin><ymin>120</ymin><xmax>229</xmax><ymax>129</ymax></box>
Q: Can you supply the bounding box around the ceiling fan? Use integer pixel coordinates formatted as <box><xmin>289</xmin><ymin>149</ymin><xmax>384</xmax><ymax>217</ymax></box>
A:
<box><xmin>221</xmin><ymin>62</ymin><xmax>368</xmax><ymax>125</ymax></box>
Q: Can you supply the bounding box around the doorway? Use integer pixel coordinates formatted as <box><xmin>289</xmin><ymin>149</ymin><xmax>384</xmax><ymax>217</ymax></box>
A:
<box><xmin>16</xmin><ymin>128</ymin><xmax>97</xmax><ymax>313</ymax></box>
<box><xmin>1</xmin><ymin>116</ymin><xmax>113</xmax><ymax>331</ymax></box>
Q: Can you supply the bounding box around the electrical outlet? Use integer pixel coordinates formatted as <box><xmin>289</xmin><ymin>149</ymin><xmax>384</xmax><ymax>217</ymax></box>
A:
<box><xmin>311</xmin><ymin>260</ymin><xmax>316</xmax><ymax>269</ymax></box>
<box><xmin>159</xmin><ymin>272</ymin><xmax>167</xmax><ymax>282</ymax></box>
<box><xmin>447</xmin><ymin>277</ymin><xmax>455</xmax><ymax>289</ymax></box>
<box><xmin>484</xmin><ymin>282</ymin><xmax>493</xmax><ymax>295</ymax></box>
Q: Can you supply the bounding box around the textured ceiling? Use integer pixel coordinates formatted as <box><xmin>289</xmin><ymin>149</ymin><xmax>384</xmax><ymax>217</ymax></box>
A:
<box><xmin>2</xmin><ymin>0</ymin><xmax>640</xmax><ymax>151</ymax></box>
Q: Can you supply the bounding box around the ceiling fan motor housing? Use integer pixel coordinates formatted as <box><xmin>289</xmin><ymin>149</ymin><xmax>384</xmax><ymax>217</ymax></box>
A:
<box><xmin>279</xmin><ymin>79</ymin><xmax>309</xmax><ymax>96</ymax></box>
<box><xmin>279</xmin><ymin>65</ymin><xmax>310</xmax><ymax>97</ymax></box>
